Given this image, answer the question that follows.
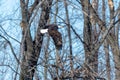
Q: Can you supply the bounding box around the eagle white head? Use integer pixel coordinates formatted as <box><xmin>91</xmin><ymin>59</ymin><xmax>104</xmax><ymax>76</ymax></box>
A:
<box><xmin>40</xmin><ymin>29</ymin><xmax>48</xmax><ymax>34</ymax></box>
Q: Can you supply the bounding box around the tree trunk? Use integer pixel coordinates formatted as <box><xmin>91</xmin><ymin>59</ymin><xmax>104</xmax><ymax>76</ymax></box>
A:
<box><xmin>108</xmin><ymin>0</ymin><xmax>120</xmax><ymax>80</ymax></box>
<box><xmin>81</xmin><ymin>0</ymin><xmax>100</xmax><ymax>79</ymax></box>
<box><xmin>102</xmin><ymin>0</ymin><xmax>111</xmax><ymax>80</ymax></box>
<box><xmin>64</xmin><ymin>0</ymin><xmax>74</xmax><ymax>79</ymax></box>
<box><xmin>81</xmin><ymin>0</ymin><xmax>95</xmax><ymax>79</ymax></box>
<box><xmin>114</xmin><ymin>6</ymin><xmax>120</xmax><ymax>80</ymax></box>
<box><xmin>19</xmin><ymin>0</ymin><xmax>53</xmax><ymax>80</ymax></box>
<box><xmin>91</xmin><ymin>0</ymin><xmax>99</xmax><ymax>73</ymax></box>
<box><xmin>44</xmin><ymin>36</ymin><xmax>50</xmax><ymax>80</ymax></box>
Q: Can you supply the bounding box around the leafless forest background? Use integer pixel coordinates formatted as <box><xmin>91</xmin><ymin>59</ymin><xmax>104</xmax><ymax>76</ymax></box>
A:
<box><xmin>0</xmin><ymin>0</ymin><xmax>120</xmax><ymax>80</ymax></box>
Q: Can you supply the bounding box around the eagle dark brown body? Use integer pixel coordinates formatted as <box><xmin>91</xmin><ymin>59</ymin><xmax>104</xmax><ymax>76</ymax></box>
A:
<box><xmin>41</xmin><ymin>24</ymin><xmax>62</xmax><ymax>50</ymax></box>
<box><xmin>48</xmin><ymin>29</ymin><xmax>62</xmax><ymax>50</ymax></box>
<box><xmin>44</xmin><ymin>24</ymin><xmax>58</xmax><ymax>30</ymax></box>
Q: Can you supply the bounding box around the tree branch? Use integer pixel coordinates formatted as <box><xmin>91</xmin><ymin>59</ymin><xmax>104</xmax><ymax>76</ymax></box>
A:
<box><xmin>0</xmin><ymin>35</ymin><xmax>20</xmax><ymax>64</ymax></box>
<box><xmin>0</xmin><ymin>25</ymin><xmax>20</xmax><ymax>44</ymax></box>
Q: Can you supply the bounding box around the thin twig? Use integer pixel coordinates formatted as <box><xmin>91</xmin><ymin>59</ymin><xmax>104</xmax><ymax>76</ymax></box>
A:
<box><xmin>0</xmin><ymin>35</ymin><xmax>20</xmax><ymax>64</ymax></box>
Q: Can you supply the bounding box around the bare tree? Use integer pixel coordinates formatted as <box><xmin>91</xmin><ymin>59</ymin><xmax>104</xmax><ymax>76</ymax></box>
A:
<box><xmin>78</xmin><ymin>0</ymin><xmax>120</xmax><ymax>79</ymax></box>
<box><xmin>102</xmin><ymin>0</ymin><xmax>111</xmax><ymax>80</ymax></box>
<box><xmin>107</xmin><ymin>0</ymin><xmax>120</xmax><ymax>80</ymax></box>
<box><xmin>0</xmin><ymin>0</ymin><xmax>120</xmax><ymax>80</ymax></box>
<box><xmin>64</xmin><ymin>0</ymin><xmax>74</xmax><ymax>79</ymax></box>
<box><xmin>19</xmin><ymin>0</ymin><xmax>53</xmax><ymax>80</ymax></box>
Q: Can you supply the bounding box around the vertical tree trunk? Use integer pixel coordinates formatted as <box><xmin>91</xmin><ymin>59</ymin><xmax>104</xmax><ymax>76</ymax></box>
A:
<box><xmin>81</xmin><ymin>0</ymin><xmax>99</xmax><ymax>79</ymax></box>
<box><xmin>108</xmin><ymin>0</ymin><xmax>120</xmax><ymax>80</ymax></box>
<box><xmin>81</xmin><ymin>0</ymin><xmax>93</xmax><ymax>79</ymax></box>
<box><xmin>54</xmin><ymin>0</ymin><xmax>60</xmax><ymax>79</ymax></box>
<box><xmin>20</xmin><ymin>0</ymin><xmax>34</xmax><ymax>79</ymax></box>
<box><xmin>64</xmin><ymin>0</ymin><xmax>74</xmax><ymax>79</ymax></box>
<box><xmin>114</xmin><ymin>6</ymin><xmax>120</xmax><ymax>80</ymax></box>
<box><xmin>19</xmin><ymin>0</ymin><xmax>53</xmax><ymax>80</ymax></box>
<box><xmin>44</xmin><ymin>11</ymin><xmax>51</xmax><ymax>80</ymax></box>
<box><xmin>44</xmin><ymin>37</ymin><xmax>50</xmax><ymax>80</ymax></box>
<box><xmin>54</xmin><ymin>0</ymin><xmax>58</xmax><ymax>24</ymax></box>
<box><xmin>81</xmin><ymin>0</ymin><xmax>92</xmax><ymax>63</ymax></box>
<box><xmin>91</xmin><ymin>0</ymin><xmax>99</xmax><ymax>73</ymax></box>
<box><xmin>102</xmin><ymin>0</ymin><xmax>111</xmax><ymax>80</ymax></box>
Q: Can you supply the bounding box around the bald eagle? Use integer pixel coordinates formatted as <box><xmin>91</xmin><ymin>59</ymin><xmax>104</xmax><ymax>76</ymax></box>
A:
<box><xmin>40</xmin><ymin>24</ymin><xmax>63</xmax><ymax>50</ymax></box>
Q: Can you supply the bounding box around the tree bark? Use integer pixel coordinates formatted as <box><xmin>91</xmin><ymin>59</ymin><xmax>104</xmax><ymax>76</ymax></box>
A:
<box><xmin>114</xmin><ymin>8</ymin><xmax>120</xmax><ymax>80</ymax></box>
<box><xmin>91</xmin><ymin>0</ymin><xmax>99</xmax><ymax>73</ymax></box>
<box><xmin>108</xmin><ymin>0</ymin><xmax>120</xmax><ymax>80</ymax></box>
<box><xmin>102</xmin><ymin>0</ymin><xmax>111</xmax><ymax>80</ymax></box>
<box><xmin>64</xmin><ymin>0</ymin><xmax>74</xmax><ymax>79</ymax></box>
<box><xmin>81</xmin><ymin>0</ymin><xmax>96</xmax><ymax>79</ymax></box>
<box><xmin>19</xmin><ymin>0</ymin><xmax>53</xmax><ymax>80</ymax></box>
